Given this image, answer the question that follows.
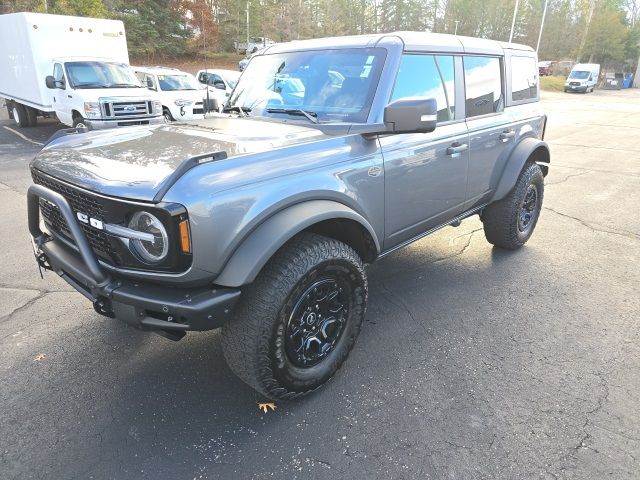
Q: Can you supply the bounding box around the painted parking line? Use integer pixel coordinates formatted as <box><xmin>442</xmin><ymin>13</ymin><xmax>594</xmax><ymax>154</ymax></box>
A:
<box><xmin>2</xmin><ymin>126</ymin><xmax>44</xmax><ymax>146</ymax></box>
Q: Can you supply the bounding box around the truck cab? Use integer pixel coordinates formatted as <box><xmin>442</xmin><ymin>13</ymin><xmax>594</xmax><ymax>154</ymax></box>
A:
<box><xmin>46</xmin><ymin>57</ymin><xmax>163</xmax><ymax>129</ymax></box>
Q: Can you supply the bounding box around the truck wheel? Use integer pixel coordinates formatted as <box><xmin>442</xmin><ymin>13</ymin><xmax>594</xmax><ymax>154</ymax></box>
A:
<box><xmin>72</xmin><ymin>115</ymin><xmax>87</xmax><ymax>129</ymax></box>
<box><xmin>11</xmin><ymin>103</ymin><xmax>29</xmax><ymax>128</ymax></box>
<box><xmin>163</xmin><ymin>109</ymin><xmax>173</xmax><ymax>123</ymax></box>
<box><xmin>25</xmin><ymin>106</ymin><xmax>38</xmax><ymax>127</ymax></box>
<box><xmin>222</xmin><ymin>233</ymin><xmax>368</xmax><ymax>400</ymax></box>
<box><xmin>481</xmin><ymin>162</ymin><xmax>544</xmax><ymax>250</ymax></box>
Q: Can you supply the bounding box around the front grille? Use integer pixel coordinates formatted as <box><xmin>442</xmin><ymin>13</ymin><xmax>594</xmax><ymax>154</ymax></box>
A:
<box><xmin>101</xmin><ymin>100</ymin><xmax>152</xmax><ymax>118</ymax></box>
<box><xmin>31</xmin><ymin>170</ymin><xmax>115</xmax><ymax>261</ymax></box>
<box><xmin>569</xmin><ymin>82</ymin><xmax>581</xmax><ymax>86</ymax></box>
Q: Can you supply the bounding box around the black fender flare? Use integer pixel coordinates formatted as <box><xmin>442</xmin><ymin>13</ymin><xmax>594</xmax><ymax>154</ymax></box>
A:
<box><xmin>213</xmin><ymin>200</ymin><xmax>380</xmax><ymax>287</ymax></box>
<box><xmin>490</xmin><ymin>137</ymin><xmax>550</xmax><ymax>203</ymax></box>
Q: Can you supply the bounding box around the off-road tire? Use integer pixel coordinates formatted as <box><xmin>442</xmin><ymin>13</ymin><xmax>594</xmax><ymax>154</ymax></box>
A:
<box><xmin>481</xmin><ymin>161</ymin><xmax>544</xmax><ymax>249</ymax></box>
<box><xmin>222</xmin><ymin>233</ymin><xmax>368</xmax><ymax>400</ymax></box>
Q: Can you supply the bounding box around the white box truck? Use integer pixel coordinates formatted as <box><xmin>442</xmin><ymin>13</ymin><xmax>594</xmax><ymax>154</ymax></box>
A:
<box><xmin>564</xmin><ymin>63</ymin><xmax>600</xmax><ymax>93</ymax></box>
<box><xmin>0</xmin><ymin>12</ymin><xmax>163</xmax><ymax>129</ymax></box>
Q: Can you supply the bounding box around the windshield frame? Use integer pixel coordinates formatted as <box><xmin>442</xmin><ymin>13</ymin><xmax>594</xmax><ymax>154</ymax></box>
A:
<box><xmin>227</xmin><ymin>47</ymin><xmax>388</xmax><ymax>124</ymax></box>
<box><xmin>64</xmin><ymin>61</ymin><xmax>142</xmax><ymax>89</ymax></box>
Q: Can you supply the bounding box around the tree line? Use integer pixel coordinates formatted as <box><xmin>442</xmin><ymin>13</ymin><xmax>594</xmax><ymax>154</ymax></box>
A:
<box><xmin>2</xmin><ymin>0</ymin><xmax>639</xmax><ymax>68</ymax></box>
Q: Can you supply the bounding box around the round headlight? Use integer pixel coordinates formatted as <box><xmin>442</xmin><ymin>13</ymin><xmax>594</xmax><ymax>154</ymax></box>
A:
<box><xmin>128</xmin><ymin>211</ymin><xmax>169</xmax><ymax>263</ymax></box>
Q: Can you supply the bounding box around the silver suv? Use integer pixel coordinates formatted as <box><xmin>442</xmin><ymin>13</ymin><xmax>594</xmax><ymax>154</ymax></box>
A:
<box><xmin>27</xmin><ymin>32</ymin><xmax>549</xmax><ymax>400</ymax></box>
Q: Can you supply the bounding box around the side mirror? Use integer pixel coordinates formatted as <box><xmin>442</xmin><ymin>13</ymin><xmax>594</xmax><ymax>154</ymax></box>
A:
<box><xmin>146</xmin><ymin>79</ymin><xmax>156</xmax><ymax>90</ymax></box>
<box><xmin>45</xmin><ymin>75</ymin><xmax>56</xmax><ymax>89</ymax></box>
<box><xmin>383</xmin><ymin>97</ymin><xmax>437</xmax><ymax>134</ymax></box>
<box><xmin>213</xmin><ymin>80</ymin><xmax>226</xmax><ymax>90</ymax></box>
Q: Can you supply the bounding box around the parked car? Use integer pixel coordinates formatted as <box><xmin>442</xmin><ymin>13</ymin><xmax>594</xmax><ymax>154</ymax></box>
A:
<box><xmin>195</xmin><ymin>68</ymin><xmax>240</xmax><ymax>108</ymax></box>
<box><xmin>538</xmin><ymin>60</ymin><xmax>556</xmax><ymax>76</ymax></box>
<box><xmin>564</xmin><ymin>63</ymin><xmax>600</xmax><ymax>93</ymax></box>
<box><xmin>134</xmin><ymin>66</ymin><xmax>209</xmax><ymax>122</ymax></box>
<box><xmin>0</xmin><ymin>12</ymin><xmax>162</xmax><ymax>129</ymax></box>
<box><xmin>27</xmin><ymin>32</ymin><xmax>549</xmax><ymax>400</ymax></box>
<box><xmin>234</xmin><ymin>36</ymin><xmax>275</xmax><ymax>55</ymax></box>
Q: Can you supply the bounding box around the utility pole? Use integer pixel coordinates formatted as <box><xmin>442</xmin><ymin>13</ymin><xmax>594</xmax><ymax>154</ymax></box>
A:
<box><xmin>509</xmin><ymin>0</ymin><xmax>519</xmax><ymax>43</ymax></box>
<box><xmin>536</xmin><ymin>0</ymin><xmax>548</xmax><ymax>53</ymax></box>
<box><xmin>246</xmin><ymin>0</ymin><xmax>249</xmax><ymax>47</ymax></box>
<box><xmin>454</xmin><ymin>20</ymin><xmax>459</xmax><ymax>35</ymax></box>
<box><xmin>576</xmin><ymin>0</ymin><xmax>596</xmax><ymax>63</ymax></box>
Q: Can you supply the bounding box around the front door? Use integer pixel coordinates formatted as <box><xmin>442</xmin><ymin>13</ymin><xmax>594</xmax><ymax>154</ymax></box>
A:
<box><xmin>50</xmin><ymin>62</ymin><xmax>73</xmax><ymax>126</ymax></box>
<box><xmin>380</xmin><ymin>54</ymin><xmax>469</xmax><ymax>250</ymax></box>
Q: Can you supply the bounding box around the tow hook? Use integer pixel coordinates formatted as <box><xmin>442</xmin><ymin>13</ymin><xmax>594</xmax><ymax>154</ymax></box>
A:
<box><xmin>93</xmin><ymin>296</ymin><xmax>114</xmax><ymax>318</ymax></box>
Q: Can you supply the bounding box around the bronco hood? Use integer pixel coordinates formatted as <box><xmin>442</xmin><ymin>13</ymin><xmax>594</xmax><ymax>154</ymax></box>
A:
<box><xmin>31</xmin><ymin>117</ymin><xmax>325</xmax><ymax>201</ymax></box>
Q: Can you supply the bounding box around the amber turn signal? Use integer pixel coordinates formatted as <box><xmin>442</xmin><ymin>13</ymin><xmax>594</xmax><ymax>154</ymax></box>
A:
<box><xmin>179</xmin><ymin>219</ymin><xmax>191</xmax><ymax>253</ymax></box>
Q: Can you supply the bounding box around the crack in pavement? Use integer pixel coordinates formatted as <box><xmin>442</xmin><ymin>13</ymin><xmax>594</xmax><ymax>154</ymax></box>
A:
<box><xmin>549</xmin><ymin>163</ymin><xmax>640</xmax><ymax>179</ymax></box>
<box><xmin>544</xmin><ymin>207</ymin><xmax>639</xmax><ymax>241</ymax></box>
<box><xmin>545</xmin><ymin>170</ymin><xmax>590</xmax><ymax>186</ymax></box>
<box><xmin>0</xmin><ymin>290</ymin><xmax>51</xmax><ymax>324</ymax></box>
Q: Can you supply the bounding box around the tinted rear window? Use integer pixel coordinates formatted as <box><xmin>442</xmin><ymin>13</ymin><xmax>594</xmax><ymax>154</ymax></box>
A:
<box><xmin>464</xmin><ymin>56</ymin><xmax>503</xmax><ymax>118</ymax></box>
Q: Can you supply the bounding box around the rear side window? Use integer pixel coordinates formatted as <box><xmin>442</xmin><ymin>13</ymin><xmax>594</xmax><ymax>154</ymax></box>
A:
<box><xmin>464</xmin><ymin>56</ymin><xmax>503</xmax><ymax>118</ymax></box>
<box><xmin>391</xmin><ymin>54</ymin><xmax>455</xmax><ymax>122</ymax></box>
<box><xmin>511</xmin><ymin>56</ymin><xmax>538</xmax><ymax>101</ymax></box>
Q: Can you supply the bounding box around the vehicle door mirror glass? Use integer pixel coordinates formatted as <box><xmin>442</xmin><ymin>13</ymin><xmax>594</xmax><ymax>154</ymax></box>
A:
<box><xmin>383</xmin><ymin>97</ymin><xmax>437</xmax><ymax>134</ymax></box>
<box><xmin>45</xmin><ymin>75</ymin><xmax>56</xmax><ymax>89</ymax></box>
<box><xmin>213</xmin><ymin>80</ymin><xmax>226</xmax><ymax>90</ymax></box>
<box><xmin>146</xmin><ymin>78</ymin><xmax>155</xmax><ymax>90</ymax></box>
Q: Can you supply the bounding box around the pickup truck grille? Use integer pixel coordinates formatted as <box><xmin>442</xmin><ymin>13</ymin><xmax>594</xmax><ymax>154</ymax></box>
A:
<box><xmin>102</xmin><ymin>100</ymin><xmax>152</xmax><ymax>118</ymax></box>
<box><xmin>31</xmin><ymin>170</ymin><xmax>114</xmax><ymax>260</ymax></box>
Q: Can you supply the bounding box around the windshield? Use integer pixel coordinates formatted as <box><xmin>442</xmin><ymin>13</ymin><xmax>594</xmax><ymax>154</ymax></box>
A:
<box><xmin>158</xmin><ymin>74</ymin><xmax>199</xmax><ymax>91</ymax></box>
<box><xmin>65</xmin><ymin>61</ymin><xmax>141</xmax><ymax>89</ymax></box>
<box><xmin>227</xmin><ymin>47</ymin><xmax>386</xmax><ymax>123</ymax></box>
<box><xmin>569</xmin><ymin>71</ymin><xmax>590</xmax><ymax>80</ymax></box>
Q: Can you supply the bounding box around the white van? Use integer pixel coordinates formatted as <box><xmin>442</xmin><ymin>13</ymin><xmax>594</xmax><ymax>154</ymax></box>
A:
<box><xmin>564</xmin><ymin>63</ymin><xmax>600</xmax><ymax>93</ymax></box>
<box><xmin>0</xmin><ymin>12</ymin><xmax>162</xmax><ymax>129</ymax></box>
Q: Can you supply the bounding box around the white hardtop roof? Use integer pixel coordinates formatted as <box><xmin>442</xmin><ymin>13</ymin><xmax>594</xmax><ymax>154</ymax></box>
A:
<box><xmin>264</xmin><ymin>31</ymin><xmax>534</xmax><ymax>56</ymax></box>
<box><xmin>196</xmin><ymin>68</ymin><xmax>240</xmax><ymax>76</ymax></box>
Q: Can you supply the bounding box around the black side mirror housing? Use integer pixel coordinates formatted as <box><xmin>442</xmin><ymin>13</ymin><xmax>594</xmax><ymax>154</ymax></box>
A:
<box><xmin>383</xmin><ymin>97</ymin><xmax>438</xmax><ymax>134</ymax></box>
<box><xmin>45</xmin><ymin>75</ymin><xmax>56</xmax><ymax>89</ymax></box>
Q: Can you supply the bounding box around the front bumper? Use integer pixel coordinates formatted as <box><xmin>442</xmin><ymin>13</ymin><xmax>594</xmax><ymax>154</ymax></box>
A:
<box><xmin>28</xmin><ymin>184</ymin><xmax>240</xmax><ymax>337</ymax></box>
<box><xmin>85</xmin><ymin>115</ymin><xmax>164</xmax><ymax>130</ymax></box>
<box><xmin>565</xmin><ymin>84</ymin><xmax>588</xmax><ymax>92</ymax></box>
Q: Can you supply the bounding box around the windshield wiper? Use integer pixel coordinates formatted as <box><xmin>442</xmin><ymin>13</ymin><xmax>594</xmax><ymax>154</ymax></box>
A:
<box><xmin>74</xmin><ymin>83</ymin><xmax>109</xmax><ymax>89</ymax></box>
<box><xmin>222</xmin><ymin>105</ymin><xmax>251</xmax><ymax>117</ymax></box>
<box><xmin>107</xmin><ymin>83</ymin><xmax>142</xmax><ymax>88</ymax></box>
<box><xmin>266</xmin><ymin>108</ymin><xmax>319</xmax><ymax>124</ymax></box>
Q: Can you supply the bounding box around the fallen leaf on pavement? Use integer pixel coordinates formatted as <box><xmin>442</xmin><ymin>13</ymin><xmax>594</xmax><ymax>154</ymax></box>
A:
<box><xmin>258</xmin><ymin>402</ymin><xmax>276</xmax><ymax>413</ymax></box>
<box><xmin>33</xmin><ymin>353</ymin><xmax>47</xmax><ymax>362</ymax></box>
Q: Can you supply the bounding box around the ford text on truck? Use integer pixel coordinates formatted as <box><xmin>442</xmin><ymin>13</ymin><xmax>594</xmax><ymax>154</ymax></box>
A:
<box><xmin>27</xmin><ymin>32</ymin><xmax>549</xmax><ymax>400</ymax></box>
<box><xmin>0</xmin><ymin>12</ymin><xmax>163</xmax><ymax>129</ymax></box>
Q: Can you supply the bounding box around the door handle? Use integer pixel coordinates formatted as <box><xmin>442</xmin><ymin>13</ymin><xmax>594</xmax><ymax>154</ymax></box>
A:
<box><xmin>499</xmin><ymin>129</ymin><xmax>516</xmax><ymax>141</ymax></box>
<box><xmin>446</xmin><ymin>142</ymin><xmax>469</xmax><ymax>156</ymax></box>
<box><xmin>67</xmin><ymin>95</ymin><xmax>72</xmax><ymax>98</ymax></box>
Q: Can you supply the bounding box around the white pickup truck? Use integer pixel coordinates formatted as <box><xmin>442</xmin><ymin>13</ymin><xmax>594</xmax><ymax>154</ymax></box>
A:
<box><xmin>0</xmin><ymin>12</ymin><xmax>162</xmax><ymax>129</ymax></box>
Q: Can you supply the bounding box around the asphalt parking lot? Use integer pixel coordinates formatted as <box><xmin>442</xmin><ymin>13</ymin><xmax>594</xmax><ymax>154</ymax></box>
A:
<box><xmin>0</xmin><ymin>90</ymin><xmax>638</xmax><ymax>479</ymax></box>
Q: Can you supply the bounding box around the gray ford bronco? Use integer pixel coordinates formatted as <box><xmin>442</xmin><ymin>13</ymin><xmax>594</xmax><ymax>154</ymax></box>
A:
<box><xmin>28</xmin><ymin>32</ymin><xmax>549</xmax><ymax>400</ymax></box>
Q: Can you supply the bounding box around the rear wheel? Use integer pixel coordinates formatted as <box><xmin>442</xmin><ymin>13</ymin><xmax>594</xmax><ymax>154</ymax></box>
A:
<box><xmin>25</xmin><ymin>106</ymin><xmax>38</xmax><ymax>127</ymax></box>
<box><xmin>11</xmin><ymin>102</ymin><xmax>29</xmax><ymax>128</ymax></box>
<box><xmin>481</xmin><ymin>162</ymin><xmax>544</xmax><ymax>249</ymax></box>
<box><xmin>222</xmin><ymin>233</ymin><xmax>368</xmax><ymax>400</ymax></box>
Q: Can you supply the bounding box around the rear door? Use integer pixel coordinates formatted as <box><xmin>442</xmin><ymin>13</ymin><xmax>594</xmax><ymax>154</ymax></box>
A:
<box><xmin>380</xmin><ymin>54</ymin><xmax>469</xmax><ymax>250</ymax></box>
<box><xmin>463</xmin><ymin>55</ymin><xmax>514</xmax><ymax>208</ymax></box>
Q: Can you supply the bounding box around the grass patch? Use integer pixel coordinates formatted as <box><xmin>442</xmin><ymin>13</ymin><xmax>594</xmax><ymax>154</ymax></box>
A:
<box><xmin>540</xmin><ymin>75</ymin><xmax>566</xmax><ymax>92</ymax></box>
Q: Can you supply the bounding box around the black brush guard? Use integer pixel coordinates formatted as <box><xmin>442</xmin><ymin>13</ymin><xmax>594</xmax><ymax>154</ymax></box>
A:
<box><xmin>28</xmin><ymin>184</ymin><xmax>240</xmax><ymax>340</ymax></box>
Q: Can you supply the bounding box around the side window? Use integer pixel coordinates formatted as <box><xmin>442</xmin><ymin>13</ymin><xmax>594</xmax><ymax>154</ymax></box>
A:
<box><xmin>511</xmin><ymin>56</ymin><xmax>538</xmax><ymax>101</ymax></box>
<box><xmin>464</xmin><ymin>56</ymin><xmax>503</xmax><ymax>118</ymax></box>
<box><xmin>391</xmin><ymin>54</ymin><xmax>455</xmax><ymax>122</ymax></box>
<box><xmin>53</xmin><ymin>63</ymin><xmax>65</xmax><ymax>87</ymax></box>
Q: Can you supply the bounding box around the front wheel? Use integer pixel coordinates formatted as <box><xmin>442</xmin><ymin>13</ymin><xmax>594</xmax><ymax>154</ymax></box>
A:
<box><xmin>481</xmin><ymin>162</ymin><xmax>544</xmax><ymax>249</ymax></box>
<box><xmin>72</xmin><ymin>115</ymin><xmax>87</xmax><ymax>129</ymax></box>
<box><xmin>222</xmin><ymin>233</ymin><xmax>368</xmax><ymax>400</ymax></box>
